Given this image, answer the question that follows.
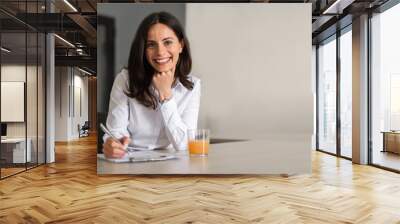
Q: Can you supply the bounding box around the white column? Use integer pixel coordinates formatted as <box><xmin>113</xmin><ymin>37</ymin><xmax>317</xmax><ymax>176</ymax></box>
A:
<box><xmin>352</xmin><ymin>14</ymin><xmax>369</xmax><ymax>164</ymax></box>
<box><xmin>46</xmin><ymin>33</ymin><xmax>55</xmax><ymax>163</ymax></box>
<box><xmin>45</xmin><ymin>0</ymin><xmax>55</xmax><ymax>163</ymax></box>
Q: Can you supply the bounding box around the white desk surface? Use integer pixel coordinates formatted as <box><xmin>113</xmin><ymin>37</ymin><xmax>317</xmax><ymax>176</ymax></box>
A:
<box><xmin>97</xmin><ymin>138</ymin><xmax>311</xmax><ymax>175</ymax></box>
<box><xmin>1</xmin><ymin>138</ymin><xmax>27</xmax><ymax>143</ymax></box>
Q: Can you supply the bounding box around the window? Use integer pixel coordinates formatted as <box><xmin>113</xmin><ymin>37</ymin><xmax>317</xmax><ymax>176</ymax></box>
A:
<box><xmin>371</xmin><ymin>2</ymin><xmax>400</xmax><ymax>171</ymax></box>
<box><xmin>317</xmin><ymin>36</ymin><xmax>337</xmax><ymax>154</ymax></box>
<box><xmin>340</xmin><ymin>28</ymin><xmax>352</xmax><ymax>158</ymax></box>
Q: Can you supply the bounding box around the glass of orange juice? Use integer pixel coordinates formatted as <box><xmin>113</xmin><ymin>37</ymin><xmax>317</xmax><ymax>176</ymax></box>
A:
<box><xmin>187</xmin><ymin>129</ymin><xmax>210</xmax><ymax>156</ymax></box>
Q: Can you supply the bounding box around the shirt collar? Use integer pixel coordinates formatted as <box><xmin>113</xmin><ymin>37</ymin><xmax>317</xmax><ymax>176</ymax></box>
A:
<box><xmin>172</xmin><ymin>78</ymin><xmax>184</xmax><ymax>89</ymax></box>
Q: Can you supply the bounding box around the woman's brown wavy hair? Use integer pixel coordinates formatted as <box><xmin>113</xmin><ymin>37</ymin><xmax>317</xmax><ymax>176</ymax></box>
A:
<box><xmin>126</xmin><ymin>11</ymin><xmax>194</xmax><ymax>109</ymax></box>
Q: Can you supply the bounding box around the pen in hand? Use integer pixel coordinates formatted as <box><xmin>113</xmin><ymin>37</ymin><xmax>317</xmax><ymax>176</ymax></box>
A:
<box><xmin>100</xmin><ymin>123</ymin><xmax>129</xmax><ymax>153</ymax></box>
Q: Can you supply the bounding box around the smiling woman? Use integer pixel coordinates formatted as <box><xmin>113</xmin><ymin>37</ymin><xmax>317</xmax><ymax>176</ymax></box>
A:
<box><xmin>102</xmin><ymin>12</ymin><xmax>201</xmax><ymax>159</ymax></box>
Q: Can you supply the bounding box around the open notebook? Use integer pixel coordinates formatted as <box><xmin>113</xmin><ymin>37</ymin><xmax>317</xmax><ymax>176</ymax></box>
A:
<box><xmin>97</xmin><ymin>150</ymin><xmax>177</xmax><ymax>163</ymax></box>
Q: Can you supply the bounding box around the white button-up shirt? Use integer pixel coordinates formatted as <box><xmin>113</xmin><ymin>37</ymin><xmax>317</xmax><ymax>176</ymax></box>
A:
<box><xmin>103</xmin><ymin>69</ymin><xmax>201</xmax><ymax>151</ymax></box>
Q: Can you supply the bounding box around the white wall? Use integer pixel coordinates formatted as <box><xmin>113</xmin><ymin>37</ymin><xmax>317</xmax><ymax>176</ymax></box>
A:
<box><xmin>72</xmin><ymin>73</ymin><xmax>89</xmax><ymax>138</ymax></box>
<box><xmin>55</xmin><ymin>67</ymin><xmax>69</xmax><ymax>141</ymax></box>
<box><xmin>55</xmin><ymin>67</ymin><xmax>89</xmax><ymax>141</ymax></box>
<box><xmin>1</xmin><ymin>65</ymin><xmax>36</xmax><ymax>138</ymax></box>
<box><xmin>186</xmin><ymin>4</ymin><xmax>312</xmax><ymax>140</ymax></box>
<box><xmin>1</xmin><ymin>66</ymin><xmax>25</xmax><ymax>127</ymax></box>
<box><xmin>1</xmin><ymin>82</ymin><xmax>24</xmax><ymax>122</ymax></box>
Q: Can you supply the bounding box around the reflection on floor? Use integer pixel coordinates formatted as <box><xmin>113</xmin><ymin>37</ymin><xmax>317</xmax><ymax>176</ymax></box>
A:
<box><xmin>373</xmin><ymin>150</ymin><xmax>400</xmax><ymax>171</ymax></box>
<box><xmin>0</xmin><ymin>167</ymin><xmax>25</xmax><ymax>177</ymax></box>
<box><xmin>0</xmin><ymin>163</ymin><xmax>41</xmax><ymax>178</ymax></box>
<box><xmin>341</xmin><ymin>148</ymin><xmax>352</xmax><ymax>158</ymax></box>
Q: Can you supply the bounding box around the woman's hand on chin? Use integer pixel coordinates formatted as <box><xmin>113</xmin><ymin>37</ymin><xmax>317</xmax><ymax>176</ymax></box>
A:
<box><xmin>152</xmin><ymin>69</ymin><xmax>174</xmax><ymax>101</ymax></box>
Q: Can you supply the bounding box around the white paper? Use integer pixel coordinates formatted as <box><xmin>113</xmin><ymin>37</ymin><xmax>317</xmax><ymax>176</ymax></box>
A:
<box><xmin>97</xmin><ymin>151</ymin><xmax>177</xmax><ymax>163</ymax></box>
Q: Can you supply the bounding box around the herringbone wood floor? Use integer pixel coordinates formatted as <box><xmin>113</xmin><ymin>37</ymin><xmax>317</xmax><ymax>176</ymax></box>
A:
<box><xmin>1</xmin><ymin>135</ymin><xmax>400</xmax><ymax>224</ymax></box>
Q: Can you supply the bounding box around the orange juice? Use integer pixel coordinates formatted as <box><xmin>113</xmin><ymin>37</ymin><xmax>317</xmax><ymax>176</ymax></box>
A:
<box><xmin>188</xmin><ymin>140</ymin><xmax>209</xmax><ymax>155</ymax></box>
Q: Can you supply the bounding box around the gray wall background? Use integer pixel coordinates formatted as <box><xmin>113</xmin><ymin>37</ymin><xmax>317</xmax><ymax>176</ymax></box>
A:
<box><xmin>186</xmin><ymin>4</ymin><xmax>312</xmax><ymax>139</ymax></box>
<box><xmin>97</xmin><ymin>3</ymin><xmax>312</xmax><ymax>148</ymax></box>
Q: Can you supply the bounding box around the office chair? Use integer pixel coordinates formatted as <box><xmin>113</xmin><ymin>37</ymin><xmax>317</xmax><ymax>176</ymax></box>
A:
<box><xmin>79</xmin><ymin>121</ymin><xmax>90</xmax><ymax>138</ymax></box>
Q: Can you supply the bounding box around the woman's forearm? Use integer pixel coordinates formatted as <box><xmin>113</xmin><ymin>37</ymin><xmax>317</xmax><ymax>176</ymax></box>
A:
<box><xmin>159</xmin><ymin>98</ymin><xmax>190</xmax><ymax>150</ymax></box>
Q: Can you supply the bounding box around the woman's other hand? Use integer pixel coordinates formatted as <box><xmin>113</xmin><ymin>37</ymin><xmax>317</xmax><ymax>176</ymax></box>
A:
<box><xmin>103</xmin><ymin>136</ymin><xmax>131</xmax><ymax>158</ymax></box>
<box><xmin>152</xmin><ymin>70</ymin><xmax>174</xmax><ymax>101</ymax></box>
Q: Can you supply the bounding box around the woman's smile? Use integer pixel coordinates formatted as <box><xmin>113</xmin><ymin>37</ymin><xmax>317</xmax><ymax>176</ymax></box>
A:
<box><xmin>154</xmin><ymin>57</ymin><xmax>172</xmax><ymax>65</ymax></box>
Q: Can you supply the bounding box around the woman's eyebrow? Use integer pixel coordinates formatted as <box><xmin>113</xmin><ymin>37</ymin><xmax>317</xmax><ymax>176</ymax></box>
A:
<box><xmin>147</xmin><ymin>37</ymin><xmax>174</xmax><ymax>42</ymax></box>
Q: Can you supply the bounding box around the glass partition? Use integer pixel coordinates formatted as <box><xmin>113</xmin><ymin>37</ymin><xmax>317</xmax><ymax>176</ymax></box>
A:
<box><xmin>1</xmin><ymin>30</ymin><xmax>28</xmax><ymax>177</ymax></box>
<box><xmin>26</xmin><ymin>0</ymin><xmax>41</xmax><ymax>169</ymax></box>
<box><xmin>371</xmin><ymin>3</ymin><xmax>400</xmax><ymax>171</ymax></box>
<box><xmin>38</xmin><ymin>32</ymin><xmax>45</xmax><ymax>165</ymax></box>
<box><xmin>27</xmin><ymin>31</ymin><xmax>38</xmax><ymax>169</ymax></box>
<box><xmin>317</xmin><ymin>35</ymin><xmax>337</xmax><ymax>155</ymax></box>
<box><xmin>0</xmin><ymin>1</ymin><xmax>46</xmax><ymax>179</ymax></box>
<box><xmin>339</xmin><ymin>27</ymin><xmax>352</xmax><ymax>158</ymax></box>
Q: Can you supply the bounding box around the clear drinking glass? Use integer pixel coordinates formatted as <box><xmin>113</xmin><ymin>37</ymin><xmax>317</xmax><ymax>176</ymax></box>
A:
<box><xmin>187</xmin><ymin>129</ymin><xmax>210</xmax><ymax>156</ymax></box>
